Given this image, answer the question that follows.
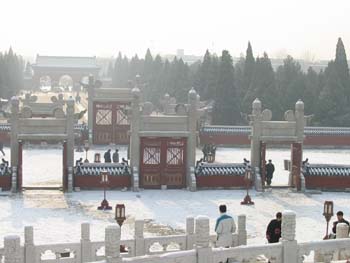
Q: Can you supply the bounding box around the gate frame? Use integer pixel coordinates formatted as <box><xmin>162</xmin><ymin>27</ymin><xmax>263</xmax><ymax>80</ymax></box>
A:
<box><xmin>249</xmin><ymin>99</ymin><xmax>306</xmax><ymax>191</ymax></box>
<box><xmin>87</xmin><ymin>76</ymin><xmax>133</xmax><ymax>145</ymax></box>
<box><xmin>10</xmin><ymin>97</ymin><xmax>75</xmax><ymax>192</ymax></box>
<box><xmin>129</xmin><ymin>87</ymin><xmax>199</xmax><ymax>190</ymax></box>
<box><xmin>139</xmin><ymin>137</ymin><xmax>187</xmax><ymax>189</ymax></box>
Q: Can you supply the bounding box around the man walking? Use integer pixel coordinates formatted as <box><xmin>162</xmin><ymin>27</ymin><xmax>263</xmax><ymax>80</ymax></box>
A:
<box><xmin>215</xmin><ymin>205</ymin><xmax>236</xmax><ymax>248</ymax></box>
<box><xmin>331</xmin><ymin>211</ymin><xmax>350</xmax><ymax>238</ymax></box>
<box><xmin>266</xmin><ymin>212</ymin><xmax>282</xmax><ymax>243</ymax></box>
<box><xmin>104</xmin><ymin>149</ymin><xmax>112</xmax><ymax>163</ymax></box>
<box><xmin>266</xmin><ymin>159</ymin><xmax>275</xmax><ymax>186</ymax></box>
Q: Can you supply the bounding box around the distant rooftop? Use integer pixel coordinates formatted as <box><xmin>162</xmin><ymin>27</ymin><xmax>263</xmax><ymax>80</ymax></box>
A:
<box><xmin>32</xmin><ymin>55</ymin><xmax>100</xmax><ymax>69</ymax></box>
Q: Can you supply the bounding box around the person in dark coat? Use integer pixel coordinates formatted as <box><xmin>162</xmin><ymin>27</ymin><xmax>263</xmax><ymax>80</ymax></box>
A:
<box><xmin>266</xmin><ymin>159</ymin><xmax>275</xmax><ymax>186</ymax></box>
<box><xmin>104</xmin><ymin>149</ymin><xmax>112</xmax><ymax>163</ymax></box>
<box><xmin>332</xmin><ymin>211</ymin><xmax>350</xmax><ymax>236</ymax></box>
<box><xmin>266</xmin><ymin>212</ymin><xmax>282</xmax><ymax>243</ymax></box>
<box><xmin>0</xmin><ymin>142</ymin><xmax>5</xmax><ymax>156</ymax></box>
<box><xmin>112</xmin><ymin>149</ymin><xmax>119</xmax><ymax>163</ymax></box>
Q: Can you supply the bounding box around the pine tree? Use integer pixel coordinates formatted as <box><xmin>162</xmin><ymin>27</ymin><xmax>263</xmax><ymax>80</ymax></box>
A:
<box><xmin>244</xmin><ymin>53</ymin><xmax>277</xmax><ymax>116</ymax></box>
<box><xmin>334</xmin><ymin>37</ymin><xmax>350</xmax><ymax>101</ymax></box>
<box><xmin>318</xmin><ymin>61</ymin><xmax>347</xmax><ymax>125</ymax></box>
<box><xmin>303</xmin><ymin>67</ymin><xmax>320</xmax><ymax>115</ymax></box>
<box><xmin>212</xmin><ymin>50</ymin><xmax>240</xmax><ymax>124</ymax></box>
<box><xmin>275</xmin><ymin>56</ymin><xmax>305</xmax><ymax>118</ymax></box>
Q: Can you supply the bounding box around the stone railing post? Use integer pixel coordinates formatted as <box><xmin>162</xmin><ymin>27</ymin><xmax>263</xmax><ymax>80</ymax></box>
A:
<box><xmin>24</xmin><ymin>226</ymin><xmax>35</xmax><ymax>263</ymax></box>
<box><xmin>335</xmin><ymin>223</ymin><xmax>350</xmax><ymax>260</ymax></box>
<box><xmin>237</xmin><ymin>214</ymin><xmax>247</xmax><ymax>246</ymax></box>
<box><xmin>105</xmin><ymin>225</ymin><xmax>121</xmax><ymax>263</ymax></box>
<box><xmin>4</xmin><ymin>235</ymin><xmax>21</xmax><ymax>263</ymax></box>
<box><xmin>281</xmin><ymin>210</ymin><xmax>297</xmax><ymax>263</ymax></box>
<box><xmin>186</xmin><ymin>217</ymin><xmax>195</xmax><ymax>250</ymax></box>
<box><xmin>195</xmin><ymin>216</ymin><xmax>213</xmax><ymax>263</ymax></box>
<box><xmin>81</xmin><ymin>223</ymin><xmax>92</xmax><ymax>262</ymax></box>
<box><xmin>134</xmin><ymin>220</ymin><xmax>144</xmax><ymax>256</ymax></box>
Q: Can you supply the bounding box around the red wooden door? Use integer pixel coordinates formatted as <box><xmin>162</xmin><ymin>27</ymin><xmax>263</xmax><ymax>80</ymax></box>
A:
<box><xmin>260</xmin><ymin>141</ymin><xmax>266</xmax><ymax>186</ymax></box>
<box><xmin>113</xmin><ymin>103</ymin><xmax>130</xmax><ymax>144</ymax></box>
<box><xmin>93</xmin><ymin>102</ymin><xmax>113</xmax><ymax>144</ymax></box>
<box><xmin>140</xmin><ymin>137</ymin><xmax>187</xmax><ymax>189</ymax></box>
<box><xmin>291</xmin><ymin>142</ymin><xmax>302</xmax><ymax>190</ymax></box>
<box><xmin>93</xmin><ymin>102</ymin><xmax>130</xmax><ymax>145</ymax></box>
<box><xmin>140</xmin><ymin>138</ymin><xmax>162</xmax><ymax>188</ymax></box>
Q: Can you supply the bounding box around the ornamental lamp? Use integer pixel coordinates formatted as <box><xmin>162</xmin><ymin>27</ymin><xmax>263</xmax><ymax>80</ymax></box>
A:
<box><xmin>115</xmin><ymin>204</ymin><xmax>126</xmax><ymax>227</ymax></box>
<box><xmin>323</xmin><ymin>200</ymin><xmax>334</xmax><ymax>239</ymax></box>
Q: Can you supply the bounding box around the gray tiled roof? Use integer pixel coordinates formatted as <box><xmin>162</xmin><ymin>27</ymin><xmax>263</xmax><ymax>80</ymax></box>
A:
<box><xmin>200</xmin><ymin>126</ymin><xmax>250</xmax><ymax>135</ymax></box>
<box><xmin>75</xmin><ymin>163</ymin><xmax>130</xmax><ymax>176</ymax></box>
<box><xmin>303</xmin><ymin>164</ymin><xmax>350</xmax><ymax>177</ymax></box>
<box><xmin>33</xmin><ymin>56</ymin><xmax>100</xmax><ymax>69</ymax></box>
<box><xmin>195</xmin><ymin>163</ymin><xmax>246</xmax><ymax>176</ymax></box>
<box><xmin>200</xmin><ymin>126</ymin><xmax>350</xmax><ymax>136</ymax></box>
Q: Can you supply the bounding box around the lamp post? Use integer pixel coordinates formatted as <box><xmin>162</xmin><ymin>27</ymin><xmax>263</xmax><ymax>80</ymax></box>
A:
<box><xmin>94</xmin><ymin>153</ymin><xmax>101</xmax><ymax>163</ymax></box>
<box><xmin>84</xmin><ymin>140</ymin><xmax>89</xmax><ymax>163</ymax></box>
<box><xmin>241</xmin><ymin>166</ymin><xmax>254</xmax><ymax>205</ymax></box>
<box><xmin>115</xmin><ymin>204</ymin><xmax>127</xmax><ymax>253</ymax></box>
<box><xmin>323</xmin><ymin>201</ymin><xmax>334</xmax><ymax>239</ymax></box>
<box><xmin>97</xmin><ymin>171</ymin><xmax>112</xmax><ymax>210</ymax></box>
<box><xmin>115</xmin><ymin>204</ymin><xmax>126</xmax><ymax>227</ymax></box>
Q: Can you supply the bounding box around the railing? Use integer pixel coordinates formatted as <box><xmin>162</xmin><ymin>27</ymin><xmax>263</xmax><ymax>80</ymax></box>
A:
<box><xmin>7</xmin><ymin>212</ymin><xmax>350</xmax><ymax>263</ymax></box>
<box><xmin>0</xmin><ymin>215</ymin><xmax>247</xmax><ymax>263</ymax></box>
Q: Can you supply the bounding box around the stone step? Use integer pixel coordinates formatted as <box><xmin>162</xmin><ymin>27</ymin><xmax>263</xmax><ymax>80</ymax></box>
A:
<box><xmin>22</xmin><ymin>185</ymin><xmax>62</xmax><ymax>191</ymax></box>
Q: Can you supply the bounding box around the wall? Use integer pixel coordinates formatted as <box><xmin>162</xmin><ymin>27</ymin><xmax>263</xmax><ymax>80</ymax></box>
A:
<box><xmin>305</xmin><ymin>176</ymin><xmax>350</xmax><ymax>190</ymax></box>
<box><xmin>74</xmin><ymin>175</ymin><xmax>131</xmax><ymax>189</ymax></box>
<box><xmin>0</xmin><ymin>175</ymin><xmax>11</xmax><ymax>190</ymax></box>
<box><xmin>196</xmin><ymin>175</ymin><xmax>248</xmax><ymax>188</ymax></box>
<box><xmin>200</xmin><ymin>133</ymin><xmax>350</xmax><ymax>147</ymax></box>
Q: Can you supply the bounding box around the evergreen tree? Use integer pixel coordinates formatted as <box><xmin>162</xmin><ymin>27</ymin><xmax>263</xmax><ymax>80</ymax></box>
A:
<box><xmin>244</xmin><ymin>53</ymin><xmax>277</xmax><ymax>116</ymax></box>
<box><xmin>275</xmin><ymin>56</ymin><xmax>305</xmax><ymax>118</ymax></box>
<box><xmin>303</xmin><ymin>67</ymin><xmax>320</xmax><ymax>115</ymax></box>
<box><xmin>318</xmin><ymin>61</ymin><xmax>348</xmax><ymax>125</ymax></box>
<box><xmin>212</xmin><ymin>50</ymin><xmax>240</xmax><ymax>124</ymax></box>
<box><xmin>334</xmin><ymin>37</ymin><xmax>350</xmax><ymax>101</ymax></box>
<box><xmin>243</xmin><ymin>43</ymin><xmax>255</xmax><ymax>93</ymax></box>
<box><xmin>112</xmin><ymin>52</ymin><xmax>129</xmax><ymax>88</ymax></box>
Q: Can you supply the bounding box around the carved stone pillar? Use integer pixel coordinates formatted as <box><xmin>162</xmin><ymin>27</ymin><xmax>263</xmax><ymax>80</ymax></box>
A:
<box><xmin>105</xmin><ymin>225</ymin><xmax>121</xmax><ymax>263</ymax></box>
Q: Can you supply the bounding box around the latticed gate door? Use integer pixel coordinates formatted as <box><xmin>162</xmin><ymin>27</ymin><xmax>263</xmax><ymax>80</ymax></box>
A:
<box><xmin>163</xmin><ymin>139</ymin><xmax>186</xmax><ymax>188</ymax></box>
<box><xmin>113</xmin><ymin>103</ymin><xmax>130</xmax><ymax>144</ymax></box>
<box><xmin>93</xmin><ymin>102</ymin><xmax>130</xmax><ymax>144</ymax></box>
<box><xmin>140</xmin><ymin>138</ymin><xmax>162</xmax><ymax>188</ymax></box>
<box><xmin>93</xmin><ymin>102</ymin><xmax>113</xmax><ymax>144</ymax></box>
<box><xmin>140</xmin><ymin>137</ymin><xmax>187</xmax><ymax>189</ymax></box>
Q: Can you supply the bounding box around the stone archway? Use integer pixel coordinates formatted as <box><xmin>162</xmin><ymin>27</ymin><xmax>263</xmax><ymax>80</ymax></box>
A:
<box><xmin>59</xmin><ymin>75</ymin><xmax>74</xmax><ymax>90</ymax></box>
<box><xmin>249</xmin><ymin>98</ymin><xmax>307</xmax><ymax>191</ymax></box>
<box><xmin>10</xmin><ymin>97</ymin><xmax>75</xmax><ymax>192</ymax></box>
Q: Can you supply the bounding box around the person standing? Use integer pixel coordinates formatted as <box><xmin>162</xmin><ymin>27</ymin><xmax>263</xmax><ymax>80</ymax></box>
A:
<box><xmin>266</xmin><ymin>159</ymin><xmax>275</xmax><ymax>186</ymax></box>
<box><xmin>331</xmin><ymin>211</ymin><xmax>350</xmax><ymax>237</ymax></box>
<box><xmin>104</xmin><ymin>149</ymin><xmax>112</xmax><ymax>163</ymax></box>
<box><xmin>215</xmin><ymin>205</ymin><xmax>236</xmax><ymax>248</ymax></box>
<box><xmin>0</xmin><ymin>142</ymin><xmax>5</xmax><ymax>156</ymax></box>
<box><xmin>266</xmin><ymin>212</ymin><xmax>282</xmax><ymax>243</ymax></box>
<box><xmin>112</xmin><ymin>149</ymin><xmax>119</xmax><ymax>163</ymax></box>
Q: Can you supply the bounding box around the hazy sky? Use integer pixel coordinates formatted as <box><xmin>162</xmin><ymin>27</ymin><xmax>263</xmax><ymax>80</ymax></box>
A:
<box><xmin>0</xmin><ymin>0</ymin><xmax>349</xmax><ymax>60</ymax></box>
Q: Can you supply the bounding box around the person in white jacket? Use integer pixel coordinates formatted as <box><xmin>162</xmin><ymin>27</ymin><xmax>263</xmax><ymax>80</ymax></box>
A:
<box><xmin>215</xmin><ymin>205</ymin><xmax>236</xmax><ymax>247</ymax></box>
